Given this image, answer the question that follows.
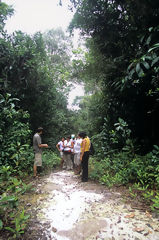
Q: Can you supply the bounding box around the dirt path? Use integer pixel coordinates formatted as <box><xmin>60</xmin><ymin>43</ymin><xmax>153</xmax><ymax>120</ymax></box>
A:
<box><xmin>22</xmin><ymin>170</ymin><xmax>159</xmax><ymax>240</ymax></box>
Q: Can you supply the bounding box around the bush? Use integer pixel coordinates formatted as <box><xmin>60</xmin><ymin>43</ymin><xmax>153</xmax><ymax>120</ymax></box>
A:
<box><xmin>90</xmin><ymin>146</ymin><xmax>159</xmax><ymax>190</ymax></box>
<box><xmin>42</xmin><ymin>150</ymin><xmax>60</xmax><ymax>170</ymax></box>
<box><xmin>0</xmin><ymin>93</ymin><xmax>32</xmax><ymax>168</ymax></box>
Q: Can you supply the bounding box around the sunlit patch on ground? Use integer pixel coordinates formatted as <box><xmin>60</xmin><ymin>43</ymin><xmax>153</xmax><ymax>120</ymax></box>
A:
<box><xmin>21</xmin><ymin>170</ymin><xmax>159</xmax><ymax>240</ymax></box>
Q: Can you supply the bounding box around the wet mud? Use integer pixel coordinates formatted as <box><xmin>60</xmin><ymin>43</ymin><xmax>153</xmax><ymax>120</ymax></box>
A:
<box><xmin>21</xmin><ymin>170</ymin><xmax>159</xmax><ymax>240</ymax></box>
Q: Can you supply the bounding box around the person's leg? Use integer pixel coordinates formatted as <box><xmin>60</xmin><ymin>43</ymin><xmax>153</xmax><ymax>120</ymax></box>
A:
<box><xmin>77</xmin><ymin>152</ymin><xmax>81</xmax><ymax>174</ymax></box>
<box><xmin>33</xmin><ymin>164</ymin><xmax>37</xmax><ymax>177</ymax></box>
<box><xmin>60</xmin><ymin>156</ymin><xmax>64</xmax><ymax>168</ymax></box>
<box><xmin>60</xmin><ymin>152</ymin><xmax>64</xmax><ymax>168</ymax></box>
<box><xmin>33</xmin><ymin>153</ymin><xmax>37</xmax><ymax>177</ymax></box>
<box><xmin>66</xmin><ymin>154</ymin><xmax>73</xmax><ymax>170</ymax></box>
<box><xmin>81</xmin><ymin>152</ymin><xmax>89</xmax><ymax>181</ymax></box>
<box><xmin>71</xmin><ymin>153</ymin><xmax>75</xmax><ymax>169</ymax></box>
<box><xmin>63</xmin><ymin>153</ymin><xmax>67</xmax><ymax>169</ymax></box>
<box><xmin>60</xmin><ymin>158</ymin><xmax>64</xmax><ymax>168</ymax></box>
<box><xmin>81</xmin><ymin>160</ymin><xmax>88</xmax><ymax>181</ymax></box>
<box><xmin>76</xmin><ymin>164</ymin><xmax>81</xmax><ymax>174</ymax></box>
<box><xmin>37</xmin><ymin>166</ymin><xmax>42</xmax><ymax>175</ymax></box>
<box><xmin>65</xmin><ymin>153</ymin><xmax>69</xmax><ymax>170</ymax></box>
<box><xmin>75</xmin><ymin>152</ymin><xmax>81</xmax><ymax>174</ymax></box>
<box><xmin>34</xmin><ymin>153</ymin><xmax>42</xmax><ymax>177</ymax></box>
<box><xmin>74</xmin><ymin>153</ymin><xmax>78</xmax><ymax>173</ymax></box>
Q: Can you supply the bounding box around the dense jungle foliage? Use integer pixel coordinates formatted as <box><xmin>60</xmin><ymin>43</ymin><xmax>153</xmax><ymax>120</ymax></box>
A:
<box><xmin>0</xmin><ymin>0</ymin><xmax>159</xmax><ymax>238</ymax></box>
<box><xmin>68</xmin><ymin>0</ymin><xmax>159</xmax><ymax>214</ymax></box>
<box><xmin>0</xmin><ymin>2</ymin><xmax>74</xmax><ymax>237</ymax></box>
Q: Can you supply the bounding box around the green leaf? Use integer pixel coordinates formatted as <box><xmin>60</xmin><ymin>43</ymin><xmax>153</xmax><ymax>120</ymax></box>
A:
<box><xmin>127</xmin><ymin>62</ymin><xmax>134</xmax><ymax>71</ymax></box>
<box><xmin>0</xmin><ymin>99</ymin><xmax>5</xmax><ymax>104</ymax></box>
<box><xmin>0</xmin><ymin>195</ymin><xmax>17</xmax><ymax>203</ymax></box>
<box><xmin>136</xmin><ymin>63</ymin><xmax>144</xmax><ymax>77</ymax></box>
<box><xmin>151</xmin><ymin>57</ymin><xmax>159</xmax><ymax>66</ymax></box>
<box><xmin>145</xmin><ymin>35</ymin><xmax>152</xmax><ymax>45</ymax></box>
<box><xmin>136</xmin><ymin>63</ymin><xmax>141</xmax><ymax>75</ymax></box>
<box><xmin>0</xmin><ymin>219</ymin><xmax>3</xmax><ymax>229</ymax></box>
<box><xmin>129</xmin><ymin>69</ymin><xmax>135</xmax><ymax>77</ymax></box>
<box><xmin>149</xmin><ymin>27</ymin><xmax>153</xmax><ymax>32</ymax></box>
<box><xmin>142</xmin><ymin>61</ymin><xmax>150</xmax><ymax>70</ymax></box>
<box><xmin>5</xmin><ymin>226</ymin><xmax>15</xmax><ymax>233</ymax></box>
<box><xmin>148</xmin><ymin>43</ymin><xmax>159</xmax><ymax>52</ymax></box>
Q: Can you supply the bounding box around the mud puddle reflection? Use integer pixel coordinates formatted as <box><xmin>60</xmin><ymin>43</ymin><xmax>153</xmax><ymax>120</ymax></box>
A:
<box><xmin>25</xmin><ymin>171</ymin><xmax>159</xmax><ymax>240</ymax></box>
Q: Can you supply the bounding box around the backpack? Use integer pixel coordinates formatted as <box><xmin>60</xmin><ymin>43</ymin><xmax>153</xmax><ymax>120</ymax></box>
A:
<box><xmin>89</xmin><ymin>142</ymin><xmax>95</xmax><ymax>155</ymax></box>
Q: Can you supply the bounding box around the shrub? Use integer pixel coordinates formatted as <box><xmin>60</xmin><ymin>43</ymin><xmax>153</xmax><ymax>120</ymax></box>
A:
<box><xmin>0</xmin><ymin>93</ymin><xmax>32</xmax><ymax>168</ymax></box>
<box><xmin>42</xmin><ymin>150</ymin><xmax>60</xmax><ymax>170</ymax></box>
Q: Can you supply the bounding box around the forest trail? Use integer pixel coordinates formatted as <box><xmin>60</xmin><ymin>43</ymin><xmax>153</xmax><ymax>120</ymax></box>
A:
<box><xmin>22</xmin><ymin>170</ymin><xmax>159</xmax><ymax>240</ymax></box>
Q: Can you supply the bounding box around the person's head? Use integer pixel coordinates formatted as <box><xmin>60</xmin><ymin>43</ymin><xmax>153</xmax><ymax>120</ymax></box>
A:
<box><xmin>62</xmin><ymin>137</ymin><xmax>65</xmax><ymax>142</ymax></box>
<box><xmin>78</xmin><ymin>132</ymin><xmax>87</xmax><ymax>139</ymax></box>
<box><xmin>37</xmin><ymin>127</ymin><xmax>43</xmax><ymax>134</ymax></box>
<box><xmin>71</xmin><ymin>134</ymin><xmax>75</xmax><ymax>140</ymax></box>
<box><xmin>66</xmin><ymin>136</ymin><xmax>71</xmax><ymax>141</ymax></box>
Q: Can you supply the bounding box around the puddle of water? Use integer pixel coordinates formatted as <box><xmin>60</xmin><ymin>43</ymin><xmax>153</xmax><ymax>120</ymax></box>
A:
<box><xmin>57</xmin><ymin>218</ymin><xmax>107</xmax><ymax>240</ymax></box>
<box><xmin>42</xmin><ymin>182</ymin><xmax>60</xmax><ymax>192</ymax></box>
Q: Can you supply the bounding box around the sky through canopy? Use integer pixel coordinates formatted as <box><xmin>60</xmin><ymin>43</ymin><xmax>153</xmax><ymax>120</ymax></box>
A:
<box><xmin>3</xmin><ymin>0</ymin><xmax>84</xmax><ymax>109</ymax></box>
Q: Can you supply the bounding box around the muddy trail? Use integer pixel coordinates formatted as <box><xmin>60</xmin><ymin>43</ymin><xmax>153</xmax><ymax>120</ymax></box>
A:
<box><xmin>20</xmin><ymin>170</ymin><xmax>159</xmax><ymax>240</ymax></box>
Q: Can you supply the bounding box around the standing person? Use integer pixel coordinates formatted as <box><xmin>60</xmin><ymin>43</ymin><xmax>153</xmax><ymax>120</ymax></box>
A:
<box><xmin>79</xmin><ymin>132</ymin><xmax>90</xmax><ymax>182</ymax></box>
<box><xmin>63</xmin><ymin>136</ymin><xmax>73</xmax><ymax>170</ymax></box>
<box><xmin>33</xmin><ymin>127</ymin><xmax>48</xmax><ymax>178</ymax></box>
<box><xmin>74</xmin><ymin>135</ymin><xmax>82</xmax><ymax>174</ymax></box>
<box><xmin>71</xmin><ymin>134</ymin><xmax>75</xmax><ymax>169</ymax></box>
<box><xmin>56</xmin><ymin>137</ymin><xmax>65</xmax><ymax>168</ymax></box>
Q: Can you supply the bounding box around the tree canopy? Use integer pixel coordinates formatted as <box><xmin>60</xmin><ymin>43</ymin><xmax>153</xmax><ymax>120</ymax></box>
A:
<box><xmin>69</xmin><ymin>0</ymin><xmax>159</xmax><ymax>152</ymax></box>
<box><xmin>0</xmin><ymin>2</ymin><xmax>76</xmax><ymax>149</ymax></box>
<box><xmin>1</xmin><ymin>1</ymin><xmax>159</xmax><ymax>237</ymax></box>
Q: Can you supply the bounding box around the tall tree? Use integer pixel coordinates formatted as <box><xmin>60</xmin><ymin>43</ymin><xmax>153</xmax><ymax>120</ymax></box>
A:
<box><xmin>0</xmin><ymin>4</ymin><xmax>75</xmax><ymax>148</ymax></box>
<box><xmin>69</xmin><ymin>0</ymin><xmax>159</xmax><ymax>151</ymax></box>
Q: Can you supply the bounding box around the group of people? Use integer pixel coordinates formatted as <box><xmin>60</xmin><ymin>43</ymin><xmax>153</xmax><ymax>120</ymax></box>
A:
<box><xmin>56</xmin><ymin>132</ymin><xmax>91</xmax><ymax>182</ymax></box>
<box><xmin>33</xmin><ymin>127</ymin><xmax>91</xmax><ymax>182</ymax></box>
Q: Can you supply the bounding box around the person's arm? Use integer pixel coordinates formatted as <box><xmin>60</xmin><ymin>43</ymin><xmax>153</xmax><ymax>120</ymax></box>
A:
<box><xmin>56</xmin><ymin>143</ymin><xmax>60</xmax><ymax>151</ymax></box>
<box><xmin>39</xmin><ymin>143</ymin><xmax>48</xmax><ymax>148</ymax></box>
<box><xmin>63</xmin><ymin>141</ymin><xmax>68</xmax><ymax>149</ymax></box>
<box><xmin>80</xmin><ymin>139</ymin><xmax>86</xmax><ymax>161</ymax></box>
<box><xmin>71</xmin><ymin>141</ymin><xmax>74</xmax><ymax>149</ymax></box>
<box><xmin>36</xmin><ymin>135</ymin><xmax>48</xmax><ymax>148</ymax></box>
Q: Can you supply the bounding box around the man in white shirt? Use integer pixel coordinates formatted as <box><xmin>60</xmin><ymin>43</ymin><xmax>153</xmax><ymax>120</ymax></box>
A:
<box><xmin>73</xmin><ymin>136</ymin><xmax>82</xmax><ymax>174</ymax></box>
<box><xmin>56</xmin><ymin>137</ymin><xmax>65</xmax><ymax>168</ymax></box>
<box><xmin>63</xmin><ymin>136</ymin><xmax>73</xmax><ymax>170</ymax></box>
